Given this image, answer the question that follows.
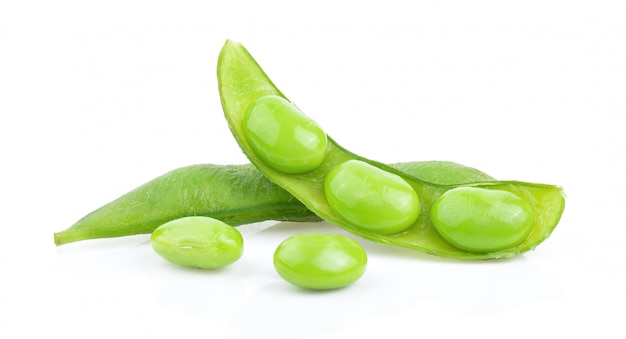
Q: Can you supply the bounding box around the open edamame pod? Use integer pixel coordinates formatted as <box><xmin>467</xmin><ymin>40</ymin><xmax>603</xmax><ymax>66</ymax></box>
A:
<box><xmin>54</xmin><ymin>161</ymin><xmax>491</xmax><ymax>245</ymax></box>
<box><xmin>217</xmin><ymin>40</ymin><xmax>565</xmax><ymax>259</ymax></box>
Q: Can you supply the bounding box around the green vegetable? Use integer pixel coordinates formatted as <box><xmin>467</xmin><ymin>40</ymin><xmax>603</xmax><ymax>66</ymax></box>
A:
<box><xmin>391</xmin><ymin>161</ymin><xmax>494</xmax><ymax>185</ymax></box>
<box><xmin>54</xmin><ymin>161</ymin><xmax>492</xmax><ymax>246</ymax></box>
<box><xmin>217</xmin><ymin>39</ymin><xmax>565</xmax><ymax>259</ymax></box>
<box><xmin>54</xmin><ymin>164</ymin><xmax>316</xmax><ymax>246</ymax></box>
<box><xmin>274</xmin><ymin>234</ymin><xmax>367</xmax><ymax>290</ymax></box>
<box><xmin>243</xmin><ymin>95</ymin><xmax>328</xmax><ymax>173</ymax></box>
<box><xmin>431</xmin><ymin>187</ymin><xmax>535</xmax><ymax>252</ymax></box>
<box><xmin>151</xmin><ymin>216</ymin><xmax>243</xmax><ymax>269</ymax></box>
<box><xmin>325</xmin><ymin>159</ymin><xmax>420</xmax><ymax>235</ymax></box>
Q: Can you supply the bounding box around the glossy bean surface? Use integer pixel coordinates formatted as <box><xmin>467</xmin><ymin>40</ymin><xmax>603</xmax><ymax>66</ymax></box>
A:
<box><xmin>325</xmin><ymin>159</ymin><xmax>420</xmax><ymax>235</ymax></box>
<box><xmin>151</xmin><ymin>216</ymin><xmax>243</xmax><ymax>269</ymax></box>
<box><xmin>218</xmin><ymin>40</ymin><xmax>566</xmax><ymax>259</ymax></box>
<box><xmin>243</xmin><ymin>95</ymin><xmax>328</xmax><ymax>174</ymax></box>
<box><xmin>274</xmin><ymin>234</ymin><xmax>367</xmax><ymax>290</ymax></box>
<box><xmin>431</xmin><ymin>187</ymin><xmax>534</xmax><ymax>252</ymax></box>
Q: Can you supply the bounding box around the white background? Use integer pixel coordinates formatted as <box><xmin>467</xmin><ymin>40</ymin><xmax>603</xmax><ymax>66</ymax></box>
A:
<box><xmin>1</xmin><ymin>1</ymin><xmax>625</xmax><ymax>338</ymax></box>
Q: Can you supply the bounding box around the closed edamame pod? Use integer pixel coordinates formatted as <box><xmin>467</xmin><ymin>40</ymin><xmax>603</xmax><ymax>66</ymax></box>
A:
<box><xmin>54</xmin><ymin>161</ymin><xmax>492</xmax><ymax>245</ymax></box>
<box><xmin>54</xmin><ymin>164</ymin><xmax>315</xmax><ymax>245</ymax></box>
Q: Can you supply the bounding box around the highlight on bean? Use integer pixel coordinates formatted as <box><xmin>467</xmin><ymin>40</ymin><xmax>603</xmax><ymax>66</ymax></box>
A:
<box><xmin>430</xmin><ymin>187</ymin><xmax>534</xmax><ymax>253</ymax></box>
<box><xmin>151</xmin><ymin>216</ymin><xmax>244</xmax><ymax>269</ymax></box>
<box><xmin>273</xmin><ymin>234</ymin><xmax>368</xmax><ymax>290</ymax></box>
<box><xmin>324</xmin><ymin>160</ymin><xmax>420</xmax><ymax>235</ymax></box>
<box><xmin>243</xmin><ymin>95</ymin><xmax>328</xmax><ymax>174</ymax></box>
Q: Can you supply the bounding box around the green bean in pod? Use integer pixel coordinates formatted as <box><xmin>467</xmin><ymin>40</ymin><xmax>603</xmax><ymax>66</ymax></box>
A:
<box><xmin>217</xmin><ymin>40</ymin><xmax>565</xmax><ymax>259</ymax></box>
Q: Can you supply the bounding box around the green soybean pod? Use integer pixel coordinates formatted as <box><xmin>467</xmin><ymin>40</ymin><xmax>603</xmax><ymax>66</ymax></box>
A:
<box><xmin>391</xmin><ymin>160</ymin><xmax>495</xmax><ymax>185</ymax></box>
<box><xmin>217</xmin><ymin>40</ymin><xmax>566</xmax><ymax>259</ymax></box>
<box><xmin>53</xmin><ymin>161</ymin><xmax>494</xmax><ymax>245</ymax></box>
<box><xmin>431</xmin><ymin>187</ymin><xmax>534</xmax><ymax>252</ymax></box>
<box><xmin>274</xmin><ymin>234</ymin><xmax>367</xmax><ymax>290</ymax></box>
<box><xmin>151</xmin><ymin>216</ymin><xmax>243</xmax><ymax>269</ymax></box>
<box><xmin>53</xmin><ymin>164</ymin><xmax>318</xmax><ymax>245</ymax></box>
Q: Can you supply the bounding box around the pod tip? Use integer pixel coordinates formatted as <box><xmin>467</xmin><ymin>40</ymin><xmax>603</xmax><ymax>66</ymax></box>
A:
<box><xmin>53</xmin><ymin>232</ymin><xmax>61</xmax><ymax>246</ymax></box>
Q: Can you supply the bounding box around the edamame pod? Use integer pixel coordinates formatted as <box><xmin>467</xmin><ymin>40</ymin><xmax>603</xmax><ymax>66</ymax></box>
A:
<box><xmin>54</xmin><ymin>164</ymin><xmax>316</xmax><ymax>245</ymax></box>
<box><xmin>217</xmin><ymin>40</ymin><xmax>565</xmax><ymax>259</ymax></box>
<box><xmin>54</xmin><ymin>161</ymin><xmax>492</xmax><ymax>245</ymax></box>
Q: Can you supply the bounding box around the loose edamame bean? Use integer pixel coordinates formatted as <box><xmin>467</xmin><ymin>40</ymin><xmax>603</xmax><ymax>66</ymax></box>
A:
<box><xmin>274</xmin><ymin>234</ymin><xmax>367</xmax><ymax>290</ymax></box>
<box><xmin>151</xmin><ymin>216</ymin><xmax>243</xmax><ymax>269</ymax></box>
<box><xmin>218</xmin><ymin>40</ymin><xmax>565</xmax><ymax>259</ymax></box>
<box><xmin>53</xmin><ymin>161</ymin><xmax>495</xmax><ymax>245</ymax></box>
<box><xmin>243</xmin><ymin>95</ymin><xmax>328</xmax><ymax>174</ymax></box>
<box><xmin>325</xmin><ymin>159</ymin><xmax>420</xmax><ymax>235</ymax></box>
<box><xmin>431</xmin><ymin>187</ymin><xmax>534</xmax><ymax>252</ymax></box>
